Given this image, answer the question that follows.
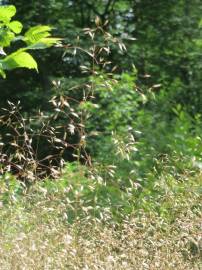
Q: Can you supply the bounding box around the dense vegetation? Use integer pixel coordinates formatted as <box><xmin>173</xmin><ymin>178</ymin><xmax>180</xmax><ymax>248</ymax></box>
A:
<box><xmin>0</xmin><ymin>1</ymin><xmax>202</xmax><ymax>269</ymax></box>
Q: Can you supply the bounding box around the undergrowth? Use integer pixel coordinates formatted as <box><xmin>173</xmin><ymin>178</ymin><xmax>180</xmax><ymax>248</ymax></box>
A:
<box><xmin>0</xmin><ymin>163</ymin><xmax>201</xmax><ymax>269</ymax></box>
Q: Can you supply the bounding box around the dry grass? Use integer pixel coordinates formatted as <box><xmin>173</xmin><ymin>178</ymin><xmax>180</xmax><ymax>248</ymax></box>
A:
<box><xmin>0</xmin><ymin>173</ymin><xmax>201</xmax><ymax>270</ymax></box>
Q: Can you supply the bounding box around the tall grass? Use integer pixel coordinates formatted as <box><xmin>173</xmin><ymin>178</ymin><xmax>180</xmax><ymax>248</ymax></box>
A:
<box><xmin>0</xmin><ymin>164</ymin><xmax>201</xmax><ymax>269</ymax></box>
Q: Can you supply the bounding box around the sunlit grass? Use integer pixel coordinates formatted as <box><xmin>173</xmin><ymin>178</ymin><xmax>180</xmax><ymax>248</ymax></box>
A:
<box><xmin>0</xmin><ymin>168</ymin><xmax>201</xmax><ymax>269</ymax></box>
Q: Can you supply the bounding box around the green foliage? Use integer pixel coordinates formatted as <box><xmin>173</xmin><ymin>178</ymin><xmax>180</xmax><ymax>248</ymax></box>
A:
<box><xmin>0</xmin><ymin>170</ymin><xmax>201</xmax><ymax>268</ymax></box>
<box><xmin>1</xmin><ymin>159</ymin><xmax>201</xmax><ymax>225</ymax></box>
<box><xmin>1</xmin><ymin>51</ymin><xmax>38</xmax><ymax>72</ymax></box>
<box><xmin>0</xmin><ymin>5</ymin><xmax>60</xmax><ymax>78</ymax></box>
<box><xmin>0</xmin><ymin>173</ymin><xmax>24</xmax><ymax>205</ymax></box>
<box><xmin>1</xmin><ymin>0</ymin><xmax>201</xmax><ymax>114</ymax></box>
<box><xmin>83</xmin><ymin>66</ymin><xmax>202</xmax><ymax>188</ymax></box>
<box><xmin>24</xmin><ymin>25</ymin><xmax>61</xmax><ymax>48</ymax></box>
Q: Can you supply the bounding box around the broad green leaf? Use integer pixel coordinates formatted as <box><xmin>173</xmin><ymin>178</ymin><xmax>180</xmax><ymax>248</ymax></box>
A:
<box><xmin>24</xmin><ymin>25</ymin><xmax>52</xmax><ymax>45</ymax></box>
<box><xmin>26</xmin><ymin>38</ymin><xmax>62</xmax><ymax>50</ymax></box>
<box><xmin>26</xmin><ymin>42</ymin><xmax>51</xmax><ymax>50</ymax></box>
<box><xmin>0</xmin><ymin>29</ymin><xmax>15</xmax><ymax>47</ymax></box>
<box><xmin>0</xmin><ymin>5</ymin><xmax>16</xmax><ymax>23</ymax></box>
<box><xmin>8</xmin><ymin>21</ymin><xmax>23</xmax><ymax>34</ymax></box>
<box><xmin>41</xmin><ymin>37</ymin><xmax>62</xmax><ymax>46</ymax></box>
<box><xmin>25</xmin><ymin>25</ymin><xmax>52</xmax><ymax>37</ymax></box>
<box><xmin>1</xmin><ymin>51</ymin><xmax>38</xmax><ymax>71</ymax></box>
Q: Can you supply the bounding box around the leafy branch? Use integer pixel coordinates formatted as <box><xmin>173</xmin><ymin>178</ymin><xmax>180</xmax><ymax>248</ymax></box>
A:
<box><xmin>0</xmin><ymin>5</ymin><xmax>61</xmax><ymax>78</ymax></box>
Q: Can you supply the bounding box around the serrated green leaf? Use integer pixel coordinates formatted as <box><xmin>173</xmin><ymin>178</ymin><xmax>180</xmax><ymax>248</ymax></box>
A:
<box><xmin>26</xmin><ymin>42</ymin><xmax>51</xmax><ymax>50</ymax></box>
<box><xmin>41</xmin><ymin>37</ymin><xmax>62</xmax><ymax>46</ymax></box>
<box><xmin>8</xmin><ymin>21</ymin><xmax>23</xmax><ymax>34</ymax></box>
<box><xmin>26</xmin><ymin>38</ymin><xmax>62</xmax><ymax>50</ymax></box>
<box><xmin>0</xmin><ymin>5</ymin><xmax>16</xmax><ymax>23</ymax></box>
<box><xmin>25</xmin><ymin>25</ymin><xmax>52</xmax><ymax>37</ymax></box>
<box><xmin>24</xmin><ymin>25</ymin><xmax>52</xmax><ymax>45</ymax></box>
<box><xmin>1</xmin><ymin>51</ymin><xmax>38</xmax><ymax>71</ymax></box>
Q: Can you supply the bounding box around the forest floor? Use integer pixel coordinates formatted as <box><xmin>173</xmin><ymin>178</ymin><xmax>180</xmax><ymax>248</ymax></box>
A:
<box><xmin>0</xmin><ymin>171</ymin><xmax>201</xmax><ymax>270</ymax></box>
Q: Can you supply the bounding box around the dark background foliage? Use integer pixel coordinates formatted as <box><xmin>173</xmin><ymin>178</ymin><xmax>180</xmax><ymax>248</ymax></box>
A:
<box><xmin>1</xmin><ymin>0</ymin><xmax>202</xmax><ymax>173</ymax></box>
<box><xmin>1</xmin><ymin>0</ymin><xmax>201</xmax><ymax>112</ymax></box>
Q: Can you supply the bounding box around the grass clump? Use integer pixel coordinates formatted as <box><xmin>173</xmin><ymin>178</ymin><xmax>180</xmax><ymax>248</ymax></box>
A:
<box><xmin>0</xmin><ymin>163</ymin><xmax>201</xmax><ymax>269</ymax></box>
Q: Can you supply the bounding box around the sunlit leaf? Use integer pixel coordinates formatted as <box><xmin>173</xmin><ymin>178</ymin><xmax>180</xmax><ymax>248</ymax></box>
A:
<box><xmin>8</xmin><ymin>21</ymin><xmax>23</xmax><ymax>34</ymax></box>
<box><xmin>0</xmin><ymin>5</ymin><xmax>16</xmax><ymax>23</ymax></box>
<box><xmin>1</xmin><ymin>51</ymin><xmax>38</xmax><ymax>71</ymax></box>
